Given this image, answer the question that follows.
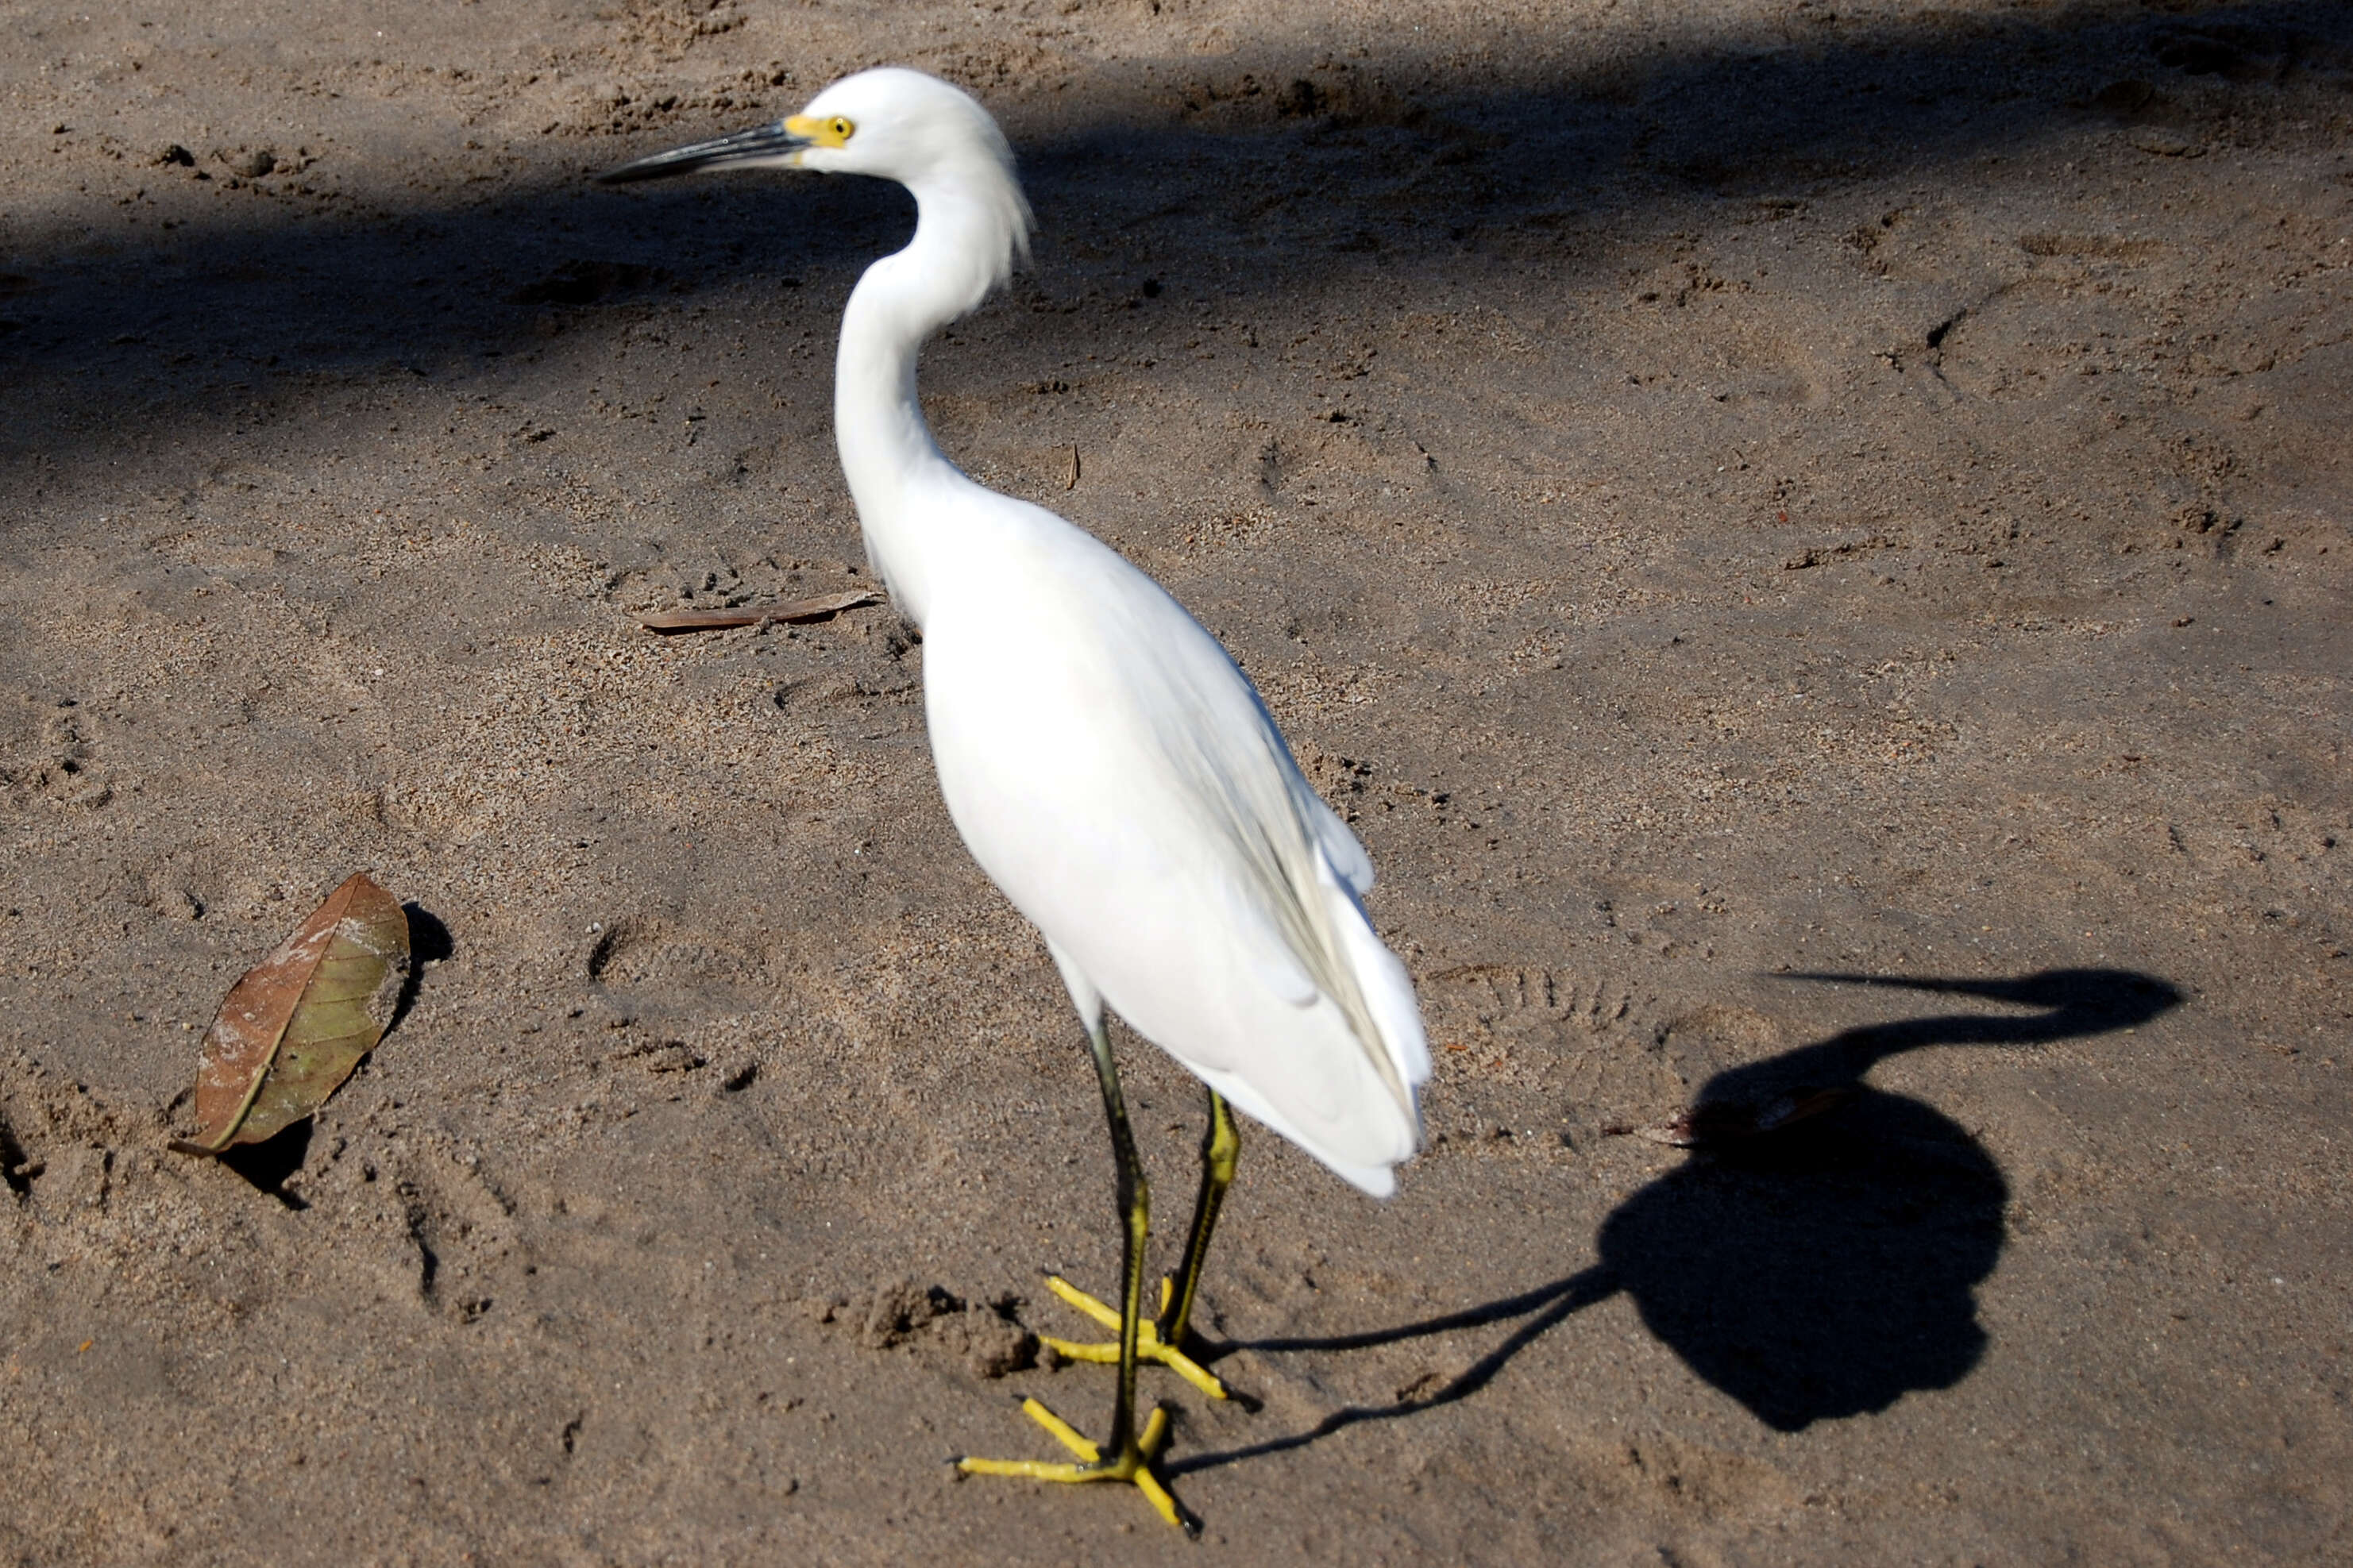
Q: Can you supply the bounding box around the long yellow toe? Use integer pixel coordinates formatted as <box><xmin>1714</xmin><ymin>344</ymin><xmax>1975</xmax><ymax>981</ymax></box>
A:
<box><xmin>1037</xmin><ymin>1275</ymin><xmax>1230</xmax><ymax>1400</ymax></box>
<box><xmin>957</xmin><ymin>1400</ymin><xmax>1188</xmax><ymax>1531</ymax></box>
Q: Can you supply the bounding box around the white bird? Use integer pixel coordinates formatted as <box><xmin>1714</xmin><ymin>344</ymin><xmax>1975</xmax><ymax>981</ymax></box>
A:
<box><xmin>601</xmin><ymin>67</ymin><xmax>1430</xmax><ymax>1531</ymax></box>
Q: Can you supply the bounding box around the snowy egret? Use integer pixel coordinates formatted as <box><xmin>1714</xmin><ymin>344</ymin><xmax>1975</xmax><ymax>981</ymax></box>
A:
<box><xmin>601</xmin><ymin>67</ymin><xmax>1430</xmax><ymax>1531</ymax></box>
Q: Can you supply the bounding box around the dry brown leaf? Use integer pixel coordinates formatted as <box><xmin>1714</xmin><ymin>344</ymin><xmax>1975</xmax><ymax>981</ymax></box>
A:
<box><xmin>638</xmin><ymin>588</ymin><xmax>878</xmax><ymax>634</ymax></box>
<box><xmin>169</xmin><ymin>873</ymin><xmax>411</xmax><ymax>1155</ymax></box>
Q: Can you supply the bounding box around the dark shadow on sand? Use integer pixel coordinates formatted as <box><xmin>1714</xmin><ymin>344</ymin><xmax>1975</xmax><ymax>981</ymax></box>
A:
<box><xmin>1169</xmin><ymin>966</ymin><xmax>2181</xmax><ymax>1473</ymax></box>
<box><xmin>388</xmin><ymin>900</ymin><xmax>455</xmax><ymax>1037</ymax></box>
<box><xmin>2</xmin><ymin>2</ymin><xmax>2347</xmax><ymax>483</ymax></box>
<box><xmin>218</xmin><ymin>1118</ymin><xmax>316</xmax><ymax>1210</ymax></box>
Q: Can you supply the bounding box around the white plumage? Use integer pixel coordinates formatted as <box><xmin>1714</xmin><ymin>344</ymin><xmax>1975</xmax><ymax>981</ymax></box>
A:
<box><xmin>922</xmin><ymin>497</ymin><xmax>1430</xmax><ymax>1192</ymax></box>
<box><xmin>602</xmin><ymin>65</ymin><xmax>1430</xmax><ymax>1526</ymax></box>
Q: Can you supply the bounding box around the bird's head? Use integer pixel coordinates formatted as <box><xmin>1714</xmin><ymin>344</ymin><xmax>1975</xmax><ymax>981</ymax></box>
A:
<box><xmin>597</xmin><ymin>67</ymin><xmax>1032</xmax><ymax>289</ymax></box>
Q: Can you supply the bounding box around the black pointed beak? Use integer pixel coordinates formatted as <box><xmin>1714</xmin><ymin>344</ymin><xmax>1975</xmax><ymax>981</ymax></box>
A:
<box><xmin>595</xmin><ymin>121</ymin><xmax>813</xmax><ymax>184</ymax></box>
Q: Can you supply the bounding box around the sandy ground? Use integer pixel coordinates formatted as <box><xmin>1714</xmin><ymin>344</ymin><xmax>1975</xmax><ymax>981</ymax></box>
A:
<box><xmin>1</xmin><ymin>0</ymin><xmax>2348</xmax><ymax>1560</ymax></box>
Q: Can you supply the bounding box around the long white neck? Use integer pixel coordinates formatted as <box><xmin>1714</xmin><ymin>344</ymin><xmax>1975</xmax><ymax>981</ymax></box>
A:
<box><xmin>834</xmin><ymin>174</ymin><xmax>1020</xmax><ymax>629</ymax></box>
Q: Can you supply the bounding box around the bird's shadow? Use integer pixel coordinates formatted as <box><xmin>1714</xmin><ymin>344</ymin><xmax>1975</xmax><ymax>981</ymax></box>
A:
<box><xmin>1170</xmin><ymin>966</ymin><xmax>2181</xmax><ymax>1474</ymax></box>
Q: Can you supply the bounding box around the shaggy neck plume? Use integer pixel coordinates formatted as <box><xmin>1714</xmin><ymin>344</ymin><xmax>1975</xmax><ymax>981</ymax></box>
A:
<box><xmin>834</xmin><ymin>166</ymin><xmax>1026</xmax><ymax>629</ymax></box>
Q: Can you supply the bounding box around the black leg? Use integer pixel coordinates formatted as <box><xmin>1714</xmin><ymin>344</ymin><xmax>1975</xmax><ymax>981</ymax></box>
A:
<box><xmin>1080</xmin><ymin>1013</ymin><xmax>1151</xmax><ymax>1456</ymax></box>
<box><xmin>955</xmin><ymin>1012</ymin><xmax>1190</xmax><ymax>1530</ymax></box>
<box><xmin>1159</xmin><ymin>1086</ymin><xmax>1240</xmax><ymax>1349</ymax></box>
<box><xmin>1025</xmin><ymin>1073</ymin><xmax>1236</xmax><ymax>1402</ymax></box>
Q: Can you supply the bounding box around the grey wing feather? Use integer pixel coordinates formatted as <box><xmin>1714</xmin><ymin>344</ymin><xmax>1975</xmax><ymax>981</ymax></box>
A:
<box><xmin>1300</xmin><ymin>787</ymin><xmax>1375</xmax><ymax>896</ymax></box>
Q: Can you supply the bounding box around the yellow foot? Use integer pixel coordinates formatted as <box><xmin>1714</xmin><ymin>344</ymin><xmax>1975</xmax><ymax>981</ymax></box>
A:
<box><xmin>958</xmin><ymin>1398</ymin><xmax>1194</xmax><ymax>1534</ymax></box>
<box><xmin>1036</xmin><ymin>1275</ymin><xmax>1229</xmax><ymax>1401</ymax></box>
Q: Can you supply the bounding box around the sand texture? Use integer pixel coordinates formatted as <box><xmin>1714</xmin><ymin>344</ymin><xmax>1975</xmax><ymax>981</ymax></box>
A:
<box><xmin>2</xmin><ymin>0</ymin><xmax>2349</xmax><ymax>1560</ymax></box>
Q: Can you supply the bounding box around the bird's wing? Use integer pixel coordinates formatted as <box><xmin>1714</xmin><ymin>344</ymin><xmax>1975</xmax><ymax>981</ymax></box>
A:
<box><xmin>1303</xmin><ymin>788</ymin><xmax>1375</xmax><ymax>896</ymax></box>
<box><xmin>924</xmin><ymin>513</ymin><xmax>1427</xmax><ymax>1192</ymax></box>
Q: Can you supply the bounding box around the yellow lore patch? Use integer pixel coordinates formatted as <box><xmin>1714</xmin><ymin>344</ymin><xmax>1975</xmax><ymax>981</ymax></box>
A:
<box><xmin>785</xmin><ymin>113</ymin><xmax>854</xmax><ymax>148</ymax></box>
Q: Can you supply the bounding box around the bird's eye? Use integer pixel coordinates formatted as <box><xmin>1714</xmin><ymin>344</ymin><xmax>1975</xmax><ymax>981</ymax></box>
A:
<box><xmin>829</xmin><ymin>117</ymin><xmax>854</xmax><ymax>141</ymax></box>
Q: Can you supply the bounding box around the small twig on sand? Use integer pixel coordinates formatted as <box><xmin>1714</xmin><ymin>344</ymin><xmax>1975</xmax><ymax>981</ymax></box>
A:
<box><xmin>638</xmin><ymin>588</ymin><xmax>880</xmax><ymax>634</ymax></box>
